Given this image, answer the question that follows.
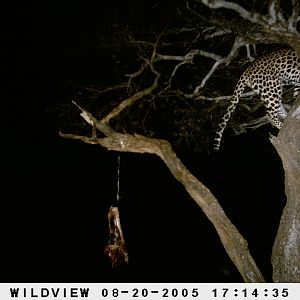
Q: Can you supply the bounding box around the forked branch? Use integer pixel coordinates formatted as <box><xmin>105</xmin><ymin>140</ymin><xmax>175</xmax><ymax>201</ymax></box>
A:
<box><xmin>60</xmin><ymin>82</ymin><xmax>265</xmax><ymax>281</ymax></box>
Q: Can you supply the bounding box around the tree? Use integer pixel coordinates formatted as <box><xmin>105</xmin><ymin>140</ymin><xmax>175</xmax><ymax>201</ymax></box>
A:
<box><xmin>59</xmin><ymin>0</ymin><xmax>300</xmax><ymax>282</ymax></box>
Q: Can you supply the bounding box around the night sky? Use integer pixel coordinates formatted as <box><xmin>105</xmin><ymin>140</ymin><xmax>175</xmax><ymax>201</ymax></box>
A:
<box><xmin>4</xmin><ymin>1</ymin><xmax>287</xmax><ymax>283</ymax></box>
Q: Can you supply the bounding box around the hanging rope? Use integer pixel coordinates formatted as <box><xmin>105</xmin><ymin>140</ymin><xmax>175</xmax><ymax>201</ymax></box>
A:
<box><xmin>116</xmin><ymin>154</ymin><xmax>121</xmax><ymax>203</ymax></box>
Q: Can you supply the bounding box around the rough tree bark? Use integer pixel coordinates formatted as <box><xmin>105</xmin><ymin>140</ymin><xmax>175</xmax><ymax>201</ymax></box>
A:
<box><xmin>271</xmin><ymin>97</ymin><xmax>300</xmax><ymax>282</ymax></box>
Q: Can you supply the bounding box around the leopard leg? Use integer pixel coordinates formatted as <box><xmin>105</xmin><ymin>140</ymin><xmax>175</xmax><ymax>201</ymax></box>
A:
<box><xmin>262</xmin><ymin>95</ymin><xmax>283</xmax><ymax>129</ymax></box>
<box><xmin>260</xmin><ymin>81</ymin><xmax>284</xmax><ymax>128</ymax></box>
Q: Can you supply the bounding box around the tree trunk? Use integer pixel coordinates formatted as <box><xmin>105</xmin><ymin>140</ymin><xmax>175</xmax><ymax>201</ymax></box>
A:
<box><xmin>271</xmin><ymin>97</ymin><xmax>300</xmax><ymax>282</ymax></box>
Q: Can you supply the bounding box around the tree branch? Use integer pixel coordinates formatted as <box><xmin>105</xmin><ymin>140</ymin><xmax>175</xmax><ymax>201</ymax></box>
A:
<box><xmin>289</xmin><ymin>0</ymin><xmax>300</xmax><ymax>31</ymax></box>
<box><xmin>185</xmin><ymin>37</ymin><xmax>248</xmax><ymax>97</ymax></box>
<box><xmin>188</xmin><ymin>90</ymin><xmax>255</xmax><ymax>101</ymax></box>
<box><xmin>268</xmin><ymin>0</ymin><xmax>285</xmax><ymax>25</ymax></box>
<box><xmin>200</xmin><ymin>0</ymin><xmax>300</xmax><ymax>42</ymax></box>
<box><xmin>102</xmin><ymin>61</ymin><xmax>160</xmax><ymax>124</ymax></box>
<box><xmin>270</xmin><ymin>97</ymin><xmax>300</xmax><ymax>282</ymax></box>
<box><xmin>155</xmin><ymin>49</ymin><xmax>225</xmax><ymax>91</ymax></box>
<box><xmin>200</xmin><ymin>0</ymin><xmax>267</xmax><ymax>26</ymax></box>
<box><xmin>60</xmin><ymin>105</ymin><xmax>265</xmax><ymax>282</ymax></box>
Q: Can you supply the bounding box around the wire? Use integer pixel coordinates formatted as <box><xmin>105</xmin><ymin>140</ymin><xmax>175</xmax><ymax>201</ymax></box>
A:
<box><xmin>116</xmin><ymin>154</ymin><xmax>121</xmax><ymax>203</ymax></box>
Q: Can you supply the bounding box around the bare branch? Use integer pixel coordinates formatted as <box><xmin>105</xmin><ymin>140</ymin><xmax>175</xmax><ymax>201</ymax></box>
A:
<box><xmin>224</xmin><ymin>36</ymin><xmax>247</xmax><ymax>64</ymax></box>
<box><xmin>167</xmin><ymin>61</ymin><xmax>189</xmax><ymax>88</ymax></box>
<box><xmin>102</xmin><ymin>36</ymin><xmax>163</xmax><ymax>124</ymax></box>
<box><xmin>189</xmin><ymin>49</ymin><xmax>223</xmax><ymax>61</ymax></box>
<box><xmin>200</xmin><ymin>0</ymin><xmax>300</xmax><ymax>64</ymax></box>
<box><xmin>155</xmin><ymin>49</ymin><xmax>224</xmax><ymax>90</ymax></box>
<box><xmin>289</xmin><ymin>0</ymin><xmax>300</xmax><ymax>31</ymax></box>
<box><xmin>203</xmin><ymin>28</ymin><xmax>232</xmax><ymax>40</ymax></box>
<box><xmin>195</xmin><ymin>59</ymin><xmax>225</xmax><ymax>93</ymax></box>
<box><xmin>154</xmin><ymin>53</ymin><xmax>189</xmax><ymax>90</ymax></box>
<box><xmin>268</xmin><ymin>0</ymin><xmax>285</xmax><ymax>24</ymax></box>
<box><xmin>151</xmin><ymin>27</ymin><xmax>166</xmax><ymax>64</ymax></box>
<box><xmin>60</xmin><ymin>108</ymin><xmax>265</xmax><ymax>282</ymax></box>
<box><xmin>71</xmin><ymin>101</ymin><xmax>116</xmax><ymax>137</ymax></box>
<box><xmin>155</xmin><ymin>54</ymin><xmax>187</xmax><ymax>61</ymax></box>
<box><xmin>189</xmin><ymin>37</ymin><xmax>247</xmax><ymax>96</ymax></box>
<box><xmin>235</xmin><ymin>116</ymin><xmax>270</xmax><ymax>134</ymax></box>
<box><xmin>186</xmin><ymin>1</ymin><xmax>206</xmax><ymax>21</ymax></box>
<box><xmin>124</xmin><ymin>29</ymin><xmax>166</xmax><ymax>94</ymax></box>
<box><xmin>245</xmin><ymin>44</ymin><xmax>255</xmax><ymax>62</ymax></box>
<box><xmin>156</xmin><ymin>49</ymin><xmax>223</xmax><ymax>63</ymax></box>
<box><xmin>102</xmin><ymin>68</ymin><xmax>160</xmax><ymax>124</ymax></box>
<box><xmin>268</xmin><ymin>0</ymin><xmax>279</xmax><ymax>19</ymax></box>
<box><xmin>200</xmin><ymin>0</ymin><xmax>267</xmax><ymax>26</ymax></box>
<box><xmin>83</xmin><ymin>83</ymin><xmax>128</xmax><ymax>97</ymax></box>
<box><xmin>188</xmin><ymin>90</ymin><xmax>256</xmax><ymax>101</ymax></box>
<box><xmin>125</xmin><ymin>60</ymin><xmax>149</xmax><ymax>93</ymax></box>
<box><xmin>201</xmin><ymin>0</ymin><xmax>300</xmax><ymax>42</ymax></box>
<box><xmin>125</xmin><ymin>61</ymin><xmax>148</xmax><ymax>80</ymax></box>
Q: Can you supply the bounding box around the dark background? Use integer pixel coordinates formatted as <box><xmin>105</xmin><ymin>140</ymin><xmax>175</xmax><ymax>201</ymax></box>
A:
<box><xmin>4</xmin><ymin>0</ymin><xmax>286</xmax><ymax>282</ymax></box>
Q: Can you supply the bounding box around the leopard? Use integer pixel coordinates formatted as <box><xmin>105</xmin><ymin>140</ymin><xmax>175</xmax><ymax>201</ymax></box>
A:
<box><xmin>214</xmin><ymin>47</ymin><xmax>300</xmax><ymax>151</ymax></box>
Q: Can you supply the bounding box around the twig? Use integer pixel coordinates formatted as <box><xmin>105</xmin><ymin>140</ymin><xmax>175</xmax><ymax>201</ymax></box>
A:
<box><xmin>186</xmin><ymin>90</ymin><xmax>255</xmax><ymax>101</ymax></box>
<box><xmin>203</xmin><ymin>29</ymin><xmax>232</xmax><ymax>40</ymax></box>
<box><xmin>155</xmin><ymin>49</ymin><xmax>224</xmax><ymax>89</ymax></box>
<box><xmin>84</xmin><ymin>83</ymin><xmax>127</xmax><ymax>95</ymax></box>
<box><xmin>190</xmin><ymin>38</ymin><xmax>246</xmax><ymax>95</ymax></box>
<box><xmin>102</xmin><ymin>34</ymin><xmax>163</xmax><ymax>124</ymax></box>
<box><xmin>235</xmin><ymin>116</ymin><xmax>270</xmax><ymax>134</ymax></box>
<box><xmin>245</xmin><ymin>44</ymin><xmax>255</xmax><ymax>62</ymax></box>
<box><xmin>102</xmin><ymin>71</ymin><xmax>159</xmax><ymax>124</ymax></box>
<box><xmin>268</xmin><ymin>0</ymin><xmax>285</xmax><ymax>25</ymax></box>
<box><xmin>289</xmin><ymin>0</ymin><xmax>300</xmax><ymax>31</ymax></box>
<box><xmin>125</xmin><ymin>60</ymin><xmax>149</xmax><ymax>92</ymax></box>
